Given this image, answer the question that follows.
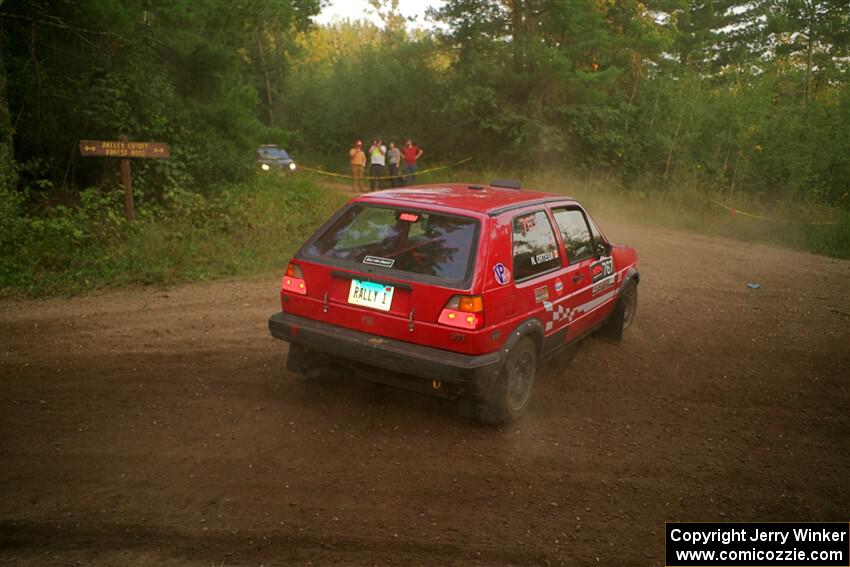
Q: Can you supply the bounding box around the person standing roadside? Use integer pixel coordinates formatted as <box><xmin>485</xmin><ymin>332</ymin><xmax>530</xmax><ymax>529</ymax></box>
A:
<box><xmin>349</xmin><ymin>140</ymin><xmax>366</xmax><ymax>192</ymax></box>
<box><xmin>386</xmin><ymin>142</ymin><xmax>402</xmax><ymax>188</ymax></box>
<box><xmin>368</xmin><ymin>138</ymin><xmax>387</xmax><ymax>191</ymax></box>
<box><xmin>401</xmin><ymin>139</ymin><xmax>424</xmax><ymax>186</ymax></box>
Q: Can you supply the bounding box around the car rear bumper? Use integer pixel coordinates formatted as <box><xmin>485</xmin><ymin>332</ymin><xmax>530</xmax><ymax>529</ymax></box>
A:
<box><xmin>268</xmin><ymin>311</ymin><xmax>503</xmax><ymax>387</ymax></box>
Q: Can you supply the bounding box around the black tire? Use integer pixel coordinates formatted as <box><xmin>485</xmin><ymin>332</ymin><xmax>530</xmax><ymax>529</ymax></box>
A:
<box><xmin>461</xmin><ymin>337</ymin><xmax>537</xmax><ymax>425</ymax></box>
<box><xmin>596</xmin><ymin>279</ymin><xmax>638</xmax><ymax>341</ymax></box>
<box><xmin>619</xmin><ymin>279</ymin><xmax>638</xmax><ymax>332</ymax></box>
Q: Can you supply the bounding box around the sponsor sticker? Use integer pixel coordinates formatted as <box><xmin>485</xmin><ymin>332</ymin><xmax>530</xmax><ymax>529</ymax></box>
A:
<box><xmin>554</xmin><ymin>279</ymin><xmax>564</xmax><ymax>293</ymax></box>
<box><xmin>534</xmin><ymin>285</ymin><xmax>549</xmax><ymax>303</ymax></box>
<box><xmin>592</xmin><ymin>275</ymin><xmax>615</xmax><ymax>295</ymax></box>
<box><xmin>493</xmin><ymin>263</ymin><xmax>511</xmax><ymax>285</ymax></box>
<box><xmin>590</xmin><ymin>256</ymin><xmax>614</xmax><ymax>282</ymax></box>
<box><xmin>363</xmin><ymin>255</ymin><xmax>395</xmax><ymax>268</ymax></box>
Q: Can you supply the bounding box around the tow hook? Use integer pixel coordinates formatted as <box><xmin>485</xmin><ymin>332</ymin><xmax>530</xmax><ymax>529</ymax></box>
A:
<box><xmin>432</xmin><ymin>380</ymin><xmax>442</xmax><ymax>391</ymax></box>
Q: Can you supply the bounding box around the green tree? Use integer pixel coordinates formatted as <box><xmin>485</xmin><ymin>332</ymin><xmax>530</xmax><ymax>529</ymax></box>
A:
<box><xmin>766</xmin><ymin>0</ymin><xmax>850</xmax><ymax>104</ymax></box>
<box><xmin>430</xmin><ymin>0</ymin><xmax>672</xmax><ymax>166</ymax></box>
<box><xmin>0</xmin><ymin>0</ymin><xmax>321</xmax><ymax>193</ymax></box>
<box><xmin>279</xmin><ymin>20</ymin><xmax>447</xmax><ymax>161</ymax></box>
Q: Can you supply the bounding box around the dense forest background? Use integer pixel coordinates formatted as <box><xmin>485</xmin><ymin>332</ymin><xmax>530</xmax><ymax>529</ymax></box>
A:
<box><xmin>1</xmin><ymin>0</ymin><xmax>849</xmax><ymax>293</ymax></box>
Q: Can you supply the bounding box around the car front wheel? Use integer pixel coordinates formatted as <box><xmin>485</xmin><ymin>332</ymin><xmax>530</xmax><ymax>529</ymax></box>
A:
<box><xmin>620</xmin><ymin>279</ymin><xmax>638</xmax><ymax>332</ymax></box>
<box><xmin>597</xmin><ymin>279</ymin><xmax>638</xmax><ymax>341</ymax></box>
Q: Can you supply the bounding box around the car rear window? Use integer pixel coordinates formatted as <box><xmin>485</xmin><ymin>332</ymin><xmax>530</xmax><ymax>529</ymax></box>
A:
<box><xmin>303</xmin><ymin>205</ymin><xmax>479</xmax><ymax>282</ymax></box>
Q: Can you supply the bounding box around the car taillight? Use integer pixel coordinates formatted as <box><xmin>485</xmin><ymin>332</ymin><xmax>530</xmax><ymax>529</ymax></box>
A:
<box><xmin>438</xmin><ymin>294</ymin><xmax>484</xmax><ymax>330</ymax></box>
<box><xmin>281</xmin><ymin>262</ymin><xmax>307</xmax><ymax>295</ymax></box>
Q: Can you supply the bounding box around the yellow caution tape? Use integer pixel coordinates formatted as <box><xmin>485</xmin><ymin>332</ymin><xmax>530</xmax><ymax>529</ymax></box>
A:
<box><xmin>711</xmin><ymin>200</ymin><xmax>839</xmax><ymax>226</ymax></box>
<box><xmin>297</xmin><ymin>157</ymin><xmax>473</xmax><ymax>181</ymax></box>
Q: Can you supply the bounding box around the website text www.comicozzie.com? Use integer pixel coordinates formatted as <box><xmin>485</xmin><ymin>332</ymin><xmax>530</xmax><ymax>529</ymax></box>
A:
<box><xmin>666</xmin><ymin>523</ymin><xmax>850</xmax><ymax>567</ymax></box>
<box><xmin>673</xmin><ymin>548</ymin><xmax>844</xmax><ymax>563</ymax></box>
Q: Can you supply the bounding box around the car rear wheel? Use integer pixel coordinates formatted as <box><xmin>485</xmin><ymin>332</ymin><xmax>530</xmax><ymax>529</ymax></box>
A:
<box><xmin>504</xmin><ymin>338</ymin><xmax>536</xmax><ymax>416</ymax></box>
<box><xmin>461</xmin><ymin>337</ymin><xmax>537</xmax><ymax>425</ymax></box>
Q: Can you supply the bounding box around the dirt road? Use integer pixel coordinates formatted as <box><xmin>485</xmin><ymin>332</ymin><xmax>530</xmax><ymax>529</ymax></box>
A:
<box><xmin>1</xmin><ymin>219</ymin><xmax>848</xmax><ymax>566</ymax></box>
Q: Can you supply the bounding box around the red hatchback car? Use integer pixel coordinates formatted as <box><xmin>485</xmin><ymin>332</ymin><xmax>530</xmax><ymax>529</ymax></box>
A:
<box><xmin>268</xmin><ymin>181</ymin><xmax>639</xmax><ymax>424</ymax></box>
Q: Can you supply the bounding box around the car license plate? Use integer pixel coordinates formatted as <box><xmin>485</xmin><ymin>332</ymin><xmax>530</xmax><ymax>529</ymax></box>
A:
<box><xmin>348</xmin><ymin>279</ymin><xmax>394</xmax><ymax>312</ymax></box>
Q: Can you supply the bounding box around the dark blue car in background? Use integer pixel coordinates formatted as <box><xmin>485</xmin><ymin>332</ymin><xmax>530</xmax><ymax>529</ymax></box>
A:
<box><xmin>257</xmin><ymin>145</ymin><xmax>297</xmax><ymax>173</ymax></box>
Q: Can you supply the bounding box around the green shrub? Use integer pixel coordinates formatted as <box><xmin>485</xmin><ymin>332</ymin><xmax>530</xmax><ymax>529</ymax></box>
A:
<box><xmin>805</xmin><ymin>215</ymin><xmax>850</xmax><ymax>259</ymax></box>
<box><xmin>0</xmin><ymin>175</ymin><xmax>348</xmax><ymax>297</ymax></box>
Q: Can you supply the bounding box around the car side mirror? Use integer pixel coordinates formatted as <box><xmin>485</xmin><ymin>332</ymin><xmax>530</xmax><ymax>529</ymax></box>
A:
<box><xmin>597</xmin><ymin>241</ymin><xmax>612</xmax><ymax>258</ymax></box>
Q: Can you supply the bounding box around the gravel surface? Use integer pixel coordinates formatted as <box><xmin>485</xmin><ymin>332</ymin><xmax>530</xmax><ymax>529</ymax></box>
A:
<box><xmin>1</xmin><ymin>219</ymin><xmax>848</xmax><ymax>566</ymax></box>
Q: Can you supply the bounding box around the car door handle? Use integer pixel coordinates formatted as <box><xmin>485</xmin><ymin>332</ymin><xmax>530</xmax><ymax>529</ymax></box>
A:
<box><xmin>572</xmin><ymin>273</ymin><xmax>584</xmax><ymax>283</ymax></box>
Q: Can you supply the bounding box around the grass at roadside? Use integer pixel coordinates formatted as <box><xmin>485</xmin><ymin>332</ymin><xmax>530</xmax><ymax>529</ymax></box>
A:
<box><xmin>0</xmin><ymin>175</ymin><xmax>349</xmax><ymax>297</ymax></box>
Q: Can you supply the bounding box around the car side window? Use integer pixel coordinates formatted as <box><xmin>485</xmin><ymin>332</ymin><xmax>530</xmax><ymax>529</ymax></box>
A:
<box><xmin>587</xmin><ymin>215</ymin><xmax>608</xmax><ymax>257</ymax></box>
<box><xmin>512</xmin><ymin>210</ymin><xmax>561</xmax><ymax>281</ymax></box>
<box><xmin>552</xmin><ymin>208</ymin><xmax>593</xmax><ymax>264</ymax></box>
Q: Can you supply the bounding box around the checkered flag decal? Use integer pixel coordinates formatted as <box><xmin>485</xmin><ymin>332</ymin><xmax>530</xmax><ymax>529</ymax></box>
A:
<box><xmin>543</xmin><ymin>301</ymin><xmax>575</xmax><ymax>331</ymax></box>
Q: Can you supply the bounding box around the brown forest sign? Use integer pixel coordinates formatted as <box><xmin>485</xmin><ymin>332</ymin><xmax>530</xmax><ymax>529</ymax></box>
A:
<box><xmin>79</xmin><ymin>135</ymin><xmax>171</xmax><ymax>221</ymax></box>
<box><xmin>79</xmin><ymin>139</ymin><xmax>170</xmax><ymax>159</ymax></box>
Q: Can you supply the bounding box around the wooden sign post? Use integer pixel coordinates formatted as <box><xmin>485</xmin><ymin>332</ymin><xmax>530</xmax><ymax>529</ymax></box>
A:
<box><xmin>79</xmin><ymin>135</ymin><xmax>171</xmax><ymax>221</ymax></box>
